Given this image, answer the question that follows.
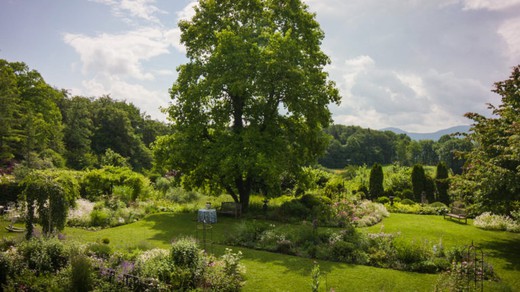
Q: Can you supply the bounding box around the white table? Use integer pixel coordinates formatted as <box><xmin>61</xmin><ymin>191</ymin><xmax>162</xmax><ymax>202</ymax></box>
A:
<box><xmin>197</xmin><ymin>209</ymin><xmax>217</xmax><ymax>224</ymax></box>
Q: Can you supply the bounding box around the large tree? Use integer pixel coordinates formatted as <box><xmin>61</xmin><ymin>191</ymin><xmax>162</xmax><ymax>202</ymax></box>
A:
<box><xmin>156</xmin><ymin>0</ymin><xmax>340</xmax><ymax>211</ymax></box>
<box><xmin>454</xmin><ymin>65</ymin><xmax>520</xmax><ymax>214</ymax></box>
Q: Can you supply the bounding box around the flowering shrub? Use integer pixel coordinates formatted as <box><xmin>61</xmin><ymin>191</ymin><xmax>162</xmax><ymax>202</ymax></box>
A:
<box><xmin>353</xmin><ymin>200</ymin><xmax>389</xmax><ymax>227</ymax></box>
<box><xmin>67</xmin><ymin>198</ymin><xmax>155</xmax><ymax>229</ymax></box>
<box><xmin>0</xmin><ymin>236</ymin><xmax>245</xmax><ymax>291</ymax></box>
<box><xmin>330</xmin><ymin>199</ymin><xmax>388</xmax><ymax>227</ymax></box>
<box><xmin>227</xmin><ymin>220</ymin><xmax>462</xmax><ymax>274</ymax></box>
<box><xmin>473</xmin><ymin>212</ymin><xmax>520</xmax><ymax>232</ymax></box>
<box><xmin>67</xmin><ymin>199</ymin><xmax>95</xmax><ymax>227</ymax></box>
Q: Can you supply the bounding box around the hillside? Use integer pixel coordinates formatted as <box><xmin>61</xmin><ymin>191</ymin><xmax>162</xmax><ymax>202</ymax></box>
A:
<box><xmin>381</xmin><ymin>125</ymin><xmax>470</xmax><ymax>141</ymax></box>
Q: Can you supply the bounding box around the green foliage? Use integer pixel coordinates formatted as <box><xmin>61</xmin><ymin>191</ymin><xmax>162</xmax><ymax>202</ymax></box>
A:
<box><xmin>401</xmin><ymin>198</ymin><xmax>415</xmax><ymax>205</ymax></box>
<box><xmin>18</xmin><ymin>238</ymin><xmax>69</xmax><ymax>275</ymax></box>
<box><xmin>81</xmin><ymin>166</ymin><xmax>151</xmax><ymax>202</ymax></box>
<box><xmin>99</xmin><ymin>148</ymin><xmax>130</xmax><ymax>168</ymax></box>
<box><xmin>164</xmin><ymin>187</ymin><xmax>201</xmax><ymax>204</ymax></box>
<box><xmin>369</xmin><ymin>163</ymin><xmax>384</xmax><ymax>200</ymax></box>
<box><xmin>311</xmin><ymin>262</ymin><xmax>320</xmax><ymax>292</ymax></box>
<box><xmin>411</xmin><ymin>164</ymin><xmax>426</xmax><ymax>201</ymax></box>
<box><xmin>157</xmin><ymin>0</ymin><xmax>340</xmax><ymax>212</ymax></box>
<box><xmin>87</xmin><ymin>242</ymin><xmax>112</xmax><ymax>259</ymax></box>
<box><xmin>454</xmin><ymin>65</ymin><xmax>520</xmax><ymax>215</ymax></box>
<box><xmin>69</xmin><ymin>253</ymin><xmax>93</xmax><ymax>292</ymax></box>
<box><xmin>435</xmin><ymin>162</ymin><xmax>450</xmax><ymax>205</ymax></box>
<box><xmin>377</xmin><ymin>196</ymin><xmax>390</xmax><ymax>204</ymax></box>
<box><xmin>319</xmin><ymin>125</ymin><xmax>399</xmax><ymax>167</ymax></box>
<box><xmin>21</xmin><ymin>169</ymin><xmax>80</xmax><ymax>237</ymax></box>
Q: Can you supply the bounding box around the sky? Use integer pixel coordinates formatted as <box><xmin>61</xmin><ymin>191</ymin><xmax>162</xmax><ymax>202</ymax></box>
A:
<box><xmin>1</xmin><ymin>0</ymin><xmax>519</xmax><ymax>133</ymax></box>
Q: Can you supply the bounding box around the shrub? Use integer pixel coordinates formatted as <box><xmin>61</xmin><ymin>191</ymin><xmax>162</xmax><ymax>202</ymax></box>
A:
<box><xmin>67</xmin><ymin>198</ymin><xmax>95</xmax><ymax>227</ymax></box>
<box><xmin>279</xmin><ymin>200</ymin><xmax>310</xmax><ymax>221</ymax></box>
<box><xmin>90</xmin><ymin>208</ymin><xmax>111</xmax><ymax>227</ymax></box>
<box><xmin>401</xmin><ymin>189</ymin><xmax>413</xmax><ymax>200</ymax></box>
<box><xmin>353</xmin><ymin>200</ymin><xmax>389</xmax><ymax>227</ymax></box>
<box><xmin>229</xmin><ymin>221</ymin><xmax>270</xmax><ymax>247</ymax></box>
<box><xmin>401</xmin><ymin>198</ymin><xmax>415</xmax><ymax>205</ymax></box>
<box><xmin>331</xmin><ymin>241</ymin><xmax>356</xmax><ymax>262</ymax></box>
<box><xmin>473</xmin><ymin>212</ymin><xmax>519</xmax><ymax>232</ymax></box>
<box><xmin>81</xmin><ymin>166</ymin><xmax>151</xmax><ymax>202</ymax></box>
<box><xmin>69</xmin><ymin>253</ymin><xmax>93</xmax><ymax>292</ymax></box>
<box><xmin>395</xmin><ymin>240</ymin><xmax>431</xmax><ymax>267</ymax></box>
<box><xmin>300</xmin><ymin>194</ymin><xmax>327</xmax><ymax>209</ymax></box>
<box><xmin>170</xmin><ymin>237</ymin><xmax>204</xmax><ymax>289</ymax></box>
<box><xmin>18</xmin><ymin>238</ymin><xmax>69</xmax><ymax>275</ymax></box>
<box><xmin>155</xmin><ymin>177</ymin><xmax>172</xmax><ymax>193</ymax></box>
<box><xmin>87</xmin><ymin>242</ymin><xmax>112</xmax><ymax>259</ymax></box>
<box><xmin>376</xmin><ymin>196</ymin><xmax>390</xmax><ymax>204</ymax></box>
<box><xmin>165</xmin><ymin>187</ymin><xmax>201</xmax><ymax>204</ymax></box>
<box><xmin>171</xmin><ymin>237</ymin><xmax>202</xmax><ymax>270</ymax></box>
<box><xmin>135</xmin><ymin>248</ymin><xmax>172</xmax><ymax>283</ymax></box>
<box><xmin>429</xmin><ymin>201</ymin><xmax>447</xmax><ymax>208</ymax></box>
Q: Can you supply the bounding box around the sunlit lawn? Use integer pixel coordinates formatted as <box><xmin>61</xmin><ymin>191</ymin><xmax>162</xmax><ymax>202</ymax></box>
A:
<box><xmin>3</xmin><ymin>212</ymin><xmax>519</xmax><ymax>291</ymax></box>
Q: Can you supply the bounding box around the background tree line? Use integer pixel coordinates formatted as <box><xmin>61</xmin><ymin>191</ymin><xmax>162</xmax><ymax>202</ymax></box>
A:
<box><xmin>0</xmin><ymin>59</ymin><xmax>171</xmax><ymax>174</ymax></box>
<box><xmin>318</xmin><ymin>125</ymin><xmax>473</xmax><ymax>174</ymax></box>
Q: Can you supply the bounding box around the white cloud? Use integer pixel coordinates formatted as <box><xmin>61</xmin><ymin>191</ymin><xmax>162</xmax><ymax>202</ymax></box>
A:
<box><xmin>461</xmin><ymin>0</ymin><xmax>520</xmax><ymax>11</ymax></box>
<box><xmin>80</xmin><ymin>75</ymin><xmax>169</xmax><ymax>120</ymax></box>
<box><xmin>91</xmin><ymin>0</ymin><xmax>165</xmax><ymax>23</ymax></box>
<box><xmin>176</xmin><ymin>1</ymin><xmax>198</xmax><ymax>21</ymax></box>
<box><xmin>64</xmin><ymin>27</ymin><xmax>178</xmax><ymax>80</ymax></box>
<box><xmin>329</xmin><ymin>55</ymin><xmax>491</xmax><ymax>132</ymax></box>
<box><xmin>498</xmin><ymin>17</ymin><xmax>520</xmax><ymax>60</ymax></box>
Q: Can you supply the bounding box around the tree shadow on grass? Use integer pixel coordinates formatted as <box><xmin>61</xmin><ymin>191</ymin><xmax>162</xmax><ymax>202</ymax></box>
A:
<box><xmin>143</xmin><ymin>212</ymin><xmax>247</xmax><ymax>246</ymax></box>
<box><xmin>479</xmin><ymin>236</ymin><xmax>520</xmax><ymax>272</ymax></box>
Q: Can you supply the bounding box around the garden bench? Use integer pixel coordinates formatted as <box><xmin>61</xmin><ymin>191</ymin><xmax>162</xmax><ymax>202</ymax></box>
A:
<box><xmin>218</xmin><ymin>202</ymin><xmax>242</xmax><ymax>218</ymax></box>
<box><xmin>443</xmin><ymin>206</ymin><xmax>467</xmax><ymax>224</ymax></box>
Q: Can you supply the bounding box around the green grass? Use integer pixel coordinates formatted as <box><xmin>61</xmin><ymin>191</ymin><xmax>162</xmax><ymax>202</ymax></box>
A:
<box><xmin>2</xmin><ymin>212</ymin><xmax>519</xmax><ymax>291</ymax></box>
<box><xmin>363</xmin><ymin>213</ymin><xmax>520</xmax><ymax>290</ymax></box>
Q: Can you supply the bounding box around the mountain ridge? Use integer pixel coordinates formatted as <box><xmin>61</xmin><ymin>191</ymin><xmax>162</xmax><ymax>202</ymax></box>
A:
<box><xmin>381</xmin><ymin>125</ymin><xmax>471</xmax><ymax>141</ymax></box>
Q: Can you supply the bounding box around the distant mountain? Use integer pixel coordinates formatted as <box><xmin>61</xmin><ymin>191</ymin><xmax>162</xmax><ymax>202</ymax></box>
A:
<box><xmin>381</xmin><ymin>125</ymin><xmax>471</xmax><ymax>141</ymax></box>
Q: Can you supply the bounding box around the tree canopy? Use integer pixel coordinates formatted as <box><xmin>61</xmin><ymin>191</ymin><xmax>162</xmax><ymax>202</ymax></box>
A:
<box><xmin>455</xmin><ymin>65</ymin><xmax>520</xmax><ymax>214</ymax></box>
<box><xmin>155</xmin><ymin>0</ymin><xmax>340</xmax><ymax>210</ymax></box>
<box><xmin>0</xmin><ymin>59</ymin><xmax>170</xmax><ymax>174</ymax></box>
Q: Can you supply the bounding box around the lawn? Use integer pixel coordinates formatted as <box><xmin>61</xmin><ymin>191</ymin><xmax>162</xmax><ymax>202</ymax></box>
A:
<box><xmin>3</xmin><ymin>212</ymin><xmax>519</xmax><ymax>291</ymax></box>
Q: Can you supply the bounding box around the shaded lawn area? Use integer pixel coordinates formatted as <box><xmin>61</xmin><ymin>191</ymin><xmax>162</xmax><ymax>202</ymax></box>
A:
<box><xmin>4</xmin><ymin>212</ymin><xmax>517</xmax><ymax>291</ymax></box>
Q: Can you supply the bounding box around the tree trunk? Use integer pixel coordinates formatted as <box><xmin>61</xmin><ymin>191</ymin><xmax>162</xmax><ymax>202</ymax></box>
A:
<box><xmin>235</xmin><ymin>175</ymin><xmax>252</xmax><ymax>213</ymax></box>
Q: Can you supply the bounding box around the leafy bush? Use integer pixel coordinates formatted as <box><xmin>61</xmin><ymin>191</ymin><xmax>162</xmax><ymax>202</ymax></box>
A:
<box><xmin>18</xmin><ymin>238</ymin><xmax>69</xmax><ymax>275</ymax></box>
<box><xmin>90</xmin><ymin>207</ymin><xmax>111</xmax><ymax>227</ymax></box>
<box><xmin>81</xmin><ymin>166</ymin><xmax>151</xmax><ymax>202</ymax></box>
<box><xmin>69</xmin><ymin>253</ymin><xmax>93</xmax><ymax>292</ymax></box>
<box><xmin>429</xmin><ymin>201</ymin><xmax>447</xmax><ymax>208</ymax></box>
<box><xmin>279</xmin><ymin>200</ymin><xmax>310</xmax><ymax>221</ymax></box>
<box><xmin>401</xmin><ymin>189</ymin><xmax>414</xmax><ymax>200</ymax></box>
<box><xmin>401</xmin><ymin>198</ymin><xmax>415</xmax><ymax>205</ymax></box>
<box><xmin>87</xmin><ymin>242</ymin><xmax>112</xmax><ymax>259</ymax></box>
<box><xmin>135</xmin><ymin>248</ymin><xmax>172</xmax><ymax>283</ymax></box>
<box><xmin>376</xmin><ymin>196</ymin><xmax>390</xmax><ymax>204</ymax></box>
<box><xmin>165</xmin><ymin>187</ymin><xmax>201</xmax><ymax>204</ymax></box>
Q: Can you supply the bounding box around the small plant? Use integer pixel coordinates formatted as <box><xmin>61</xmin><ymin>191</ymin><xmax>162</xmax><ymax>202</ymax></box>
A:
<box><xmin>311</xmin><ymin>262</ymin><xmax>320</xmax><ymax>292</ymax></box>
<box><xmin>69</xmin><ymin>253</ymin><xmax>93</xmax><ymax>292</ymax></box>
